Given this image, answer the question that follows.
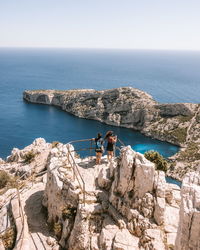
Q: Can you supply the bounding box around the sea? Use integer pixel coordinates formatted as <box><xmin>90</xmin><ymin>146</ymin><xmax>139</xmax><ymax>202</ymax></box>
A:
<box><xmin>0</xmin><ymin>48</ymin><xmax>200</xmax><ymax>167</ymax></box>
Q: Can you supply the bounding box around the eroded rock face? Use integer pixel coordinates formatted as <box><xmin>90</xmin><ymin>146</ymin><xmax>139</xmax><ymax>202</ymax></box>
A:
<box><xmin>175</xmin><ymin>172</ymin><xmax>200</xmax><ymax>250</ymax></box>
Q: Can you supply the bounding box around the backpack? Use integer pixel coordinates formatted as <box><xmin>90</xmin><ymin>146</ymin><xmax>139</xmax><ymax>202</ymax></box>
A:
<box><xmin>96</xmin><ymin>138</ymin><xmax>103</xmax><ymax>149</ymax></box>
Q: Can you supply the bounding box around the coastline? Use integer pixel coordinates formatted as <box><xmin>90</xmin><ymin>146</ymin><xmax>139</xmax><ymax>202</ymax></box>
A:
<box><xmin>23</xmin><ymin>87</ymin><xmax>200</xmax><ymax>180</ymax></box>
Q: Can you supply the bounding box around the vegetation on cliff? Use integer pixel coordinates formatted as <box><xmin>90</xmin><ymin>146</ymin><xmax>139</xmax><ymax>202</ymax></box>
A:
<box><xmin>144</xmin><ymin>151</ymin><xmax>168</xmax><ymax>172</ymax></box>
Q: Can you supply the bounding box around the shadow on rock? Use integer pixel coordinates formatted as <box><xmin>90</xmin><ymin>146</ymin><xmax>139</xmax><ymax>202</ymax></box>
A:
<box><xmin>24</xmin><ymin>190</ymin><xmax>49</xmax><ymax>237</ymax></box>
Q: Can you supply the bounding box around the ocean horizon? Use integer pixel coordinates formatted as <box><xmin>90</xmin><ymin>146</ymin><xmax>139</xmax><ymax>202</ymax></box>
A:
<box><xmin>0</xmin><ymin>48</ymin><xmax>200</xmax><ymax>159</ymax></box>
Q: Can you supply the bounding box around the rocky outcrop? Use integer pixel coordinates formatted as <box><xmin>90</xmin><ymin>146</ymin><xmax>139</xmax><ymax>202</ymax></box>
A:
<box><xmin>43</xmin><ymin>143</ymin><xmax>182</xmax><ymax>249</ymax></box>
<box><xmin>0</xmin><ymin>138</ymin><xmax>51</xmax><ymax>178</ymax></box>
<box><xmin>23</xmin><ymin>88</ymin><xmax>200</xmax><ymax>179</ymax></box>
<box><xmin>175</xmin><ymin>172</ymin><xmax>200</xmax><ymax>250</ymax></box>
<box><xmin>1</xmin><ymin>138</ymin><xmax>200</xmax><ymax>249</ymax></box>
<box><xmin>0</xmin><ymin>139</ymin><xmax>59</xmax><ymax>250</ymax></box>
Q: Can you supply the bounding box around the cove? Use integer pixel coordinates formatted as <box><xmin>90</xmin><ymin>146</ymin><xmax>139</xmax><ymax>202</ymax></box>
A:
<box><xmin>1</xmin><ymin>101</ymin><xmax>180</xmax><ymax>186</ymax></box>
<box><xmin>0</xmin><ymin>101</ymin><xmax>179</xmax><ymax>159</ymax></box>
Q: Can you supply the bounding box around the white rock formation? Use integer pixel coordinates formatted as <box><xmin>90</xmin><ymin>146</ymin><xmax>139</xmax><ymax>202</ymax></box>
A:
<box><xmin>175</xmin><ymin>172</ymin><xmax>200</xmax><ymax>250</ymax></box>
<box><xmin>43</xmin><ymin>144</ymin><xmax>182</xmax><ymax>249</ymax></box>
<box><xmin>2</xmin><ymin>138</ymin><xmax>200</xmax><ymax>249</ymax></box>
<box><xmin>0</xmin><ymin>138</ymin><xmax>51</xmax><ymax>178</ymax></box>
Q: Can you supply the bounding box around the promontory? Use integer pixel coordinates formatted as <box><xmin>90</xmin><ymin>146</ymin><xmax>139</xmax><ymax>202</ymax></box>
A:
<box><xmin>23</xmin><ymin>87</ymin><xmax>200</xmax><ymax>180</ymax></box>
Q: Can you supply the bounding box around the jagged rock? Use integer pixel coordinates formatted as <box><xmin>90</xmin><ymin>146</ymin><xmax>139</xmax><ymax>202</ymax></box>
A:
<box><xmin>2</xmin><ymin>139</ymin><xmax>195</xmax><ymax>249</ymax></box>
<box><xmin>99</xmin><ymin>216</ymin><xmax>120</xmax><ymax>249</ymax></box>
<box><xmin>154</xmin><ymin>171</ymin><xmax>166</xmax><ymax>198</ymax></box>
<box><xmin>141</xmin><ymin>229</ymin><xmax>165</xmax><ymax>250</ymax></box>
<box><xmin>97</xmin><ymin>164</ymin><xmax>112</xmax><ymax>190</ymax></box>
<box><xmin>175</xmin><ymin>172</ymin><xmax>200</xmax><ymax>250</ymax></box>
<box><xmin>113</xmin><ymin>229</ymin><xmax>139</xmax><ymax>250</ymax></box>
<box><xmin>165</xmin><ymin>183</ymin><xmax>181</xmax><ymax>207</ymax></box>
<box><xmin>134</xmin><ymin>151</ymin><xmax>155</xmax><ymax>198</ymax></box>
<box><xmin>1</xmin><ymin>138</ymin><xmax>51</xmax><ymax>178</ymax></box>
<box><xmin>0</xmin><ymin>158</ymin><xmax>5</xmax><ymax>164</ymax></box>
<box><xmin>154</xmin><ymin>197</ymin><xmax>165</xmax><ymax>225</ymax></box>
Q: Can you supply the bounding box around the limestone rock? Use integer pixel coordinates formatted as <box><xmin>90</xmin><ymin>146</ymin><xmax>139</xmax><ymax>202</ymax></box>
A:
<box><xmin>154</xmin><ymin>197</ymin><xmax>165</xmax><ymax>225</ymax></box>
<box><xmin>175</xmin><ymin>172</ymin><xmax>200</xmax><ymax>250</ymax></box>
<box><xmin>2</xmin><ymin>138</ymin><xmax>51</xmax><ymax>178</ymax></box>
<box><xmin>99</xmin><ymin>216</ymin><xmax>120</xmax><ymax>249</ymax></box>
<box><xmin>134</xmin><ymin>152</ymin><xmax>155</xmax><ymax>198</ymax></box>
<box><xmin>113</xmin><ymin>229</ymin><xmax>139</xmax><ymax>250</ymax></box>
<box><xmin>0</xmin><ymin>158</ymin><xmax>5</xmax><ymax>164</ymax></box>
<box><xmin>141</xmin><ymin>229</ymin><xmax>165</xmax><ymax>250</ymax></box>
<box><xmin>97</xmin><ymin>164</ymin><xmax>112</xmax><ymax>190</ymax></box>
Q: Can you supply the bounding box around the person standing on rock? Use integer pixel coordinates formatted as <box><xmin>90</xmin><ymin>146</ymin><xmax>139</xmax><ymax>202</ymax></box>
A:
<box><xmin>94</xmin><ymin>133</ymin><xmax>104</xmax><ymax>164</ymax></box>
<box><xmin>105</xmin><ymin>131</ymin><xmax>117</xmax><ymax>161</ymax></box>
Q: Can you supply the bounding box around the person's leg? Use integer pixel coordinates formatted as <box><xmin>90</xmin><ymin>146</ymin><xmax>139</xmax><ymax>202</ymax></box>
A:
<box><xmin>107</xmin><ymin>151</ymin><xmax>112</xmax><ymax>161</ymax></box>
<box><xmin>98</xmin><ymin>152</ymin><xmax>102</xmax><ymax>164</ymax></box>
<box><xmin>96</xmin><ymin>152</ymin><xmax>101</xmax><ymax>164</ymax></box>
<box><xmin>96</xmin><ymin>152</ymin><xmax>99</xmax><ymax>164</ymax></box>
<box><xmin>110</xmin><ymin>151</ymin><xmax>114</xmax><ymax>159</ymax></box>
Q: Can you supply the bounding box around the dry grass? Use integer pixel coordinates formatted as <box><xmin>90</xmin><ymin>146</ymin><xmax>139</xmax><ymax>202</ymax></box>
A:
<box><xmin>0</xmin><ymin>171</ymin><xmax>10</xmax><ymax>189</ymax></box>
<box><xmin>0</xmin><ymin>227</ymin><xmax>16</xmax><ymax>250</ymax></box>
<box><xmin>22</xmin><ymin>151</ymin><xmax>36</xmax><ymax>164</ymax></box>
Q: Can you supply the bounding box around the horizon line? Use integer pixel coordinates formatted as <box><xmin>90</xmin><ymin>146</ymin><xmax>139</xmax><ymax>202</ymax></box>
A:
<box><xmin>0</xmin><ymin>46</ymin><xmax>200</xmax><ymax>52</ymax></box>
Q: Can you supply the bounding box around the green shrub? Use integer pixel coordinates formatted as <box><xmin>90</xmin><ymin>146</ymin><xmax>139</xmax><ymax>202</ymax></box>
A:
<box><xmin>0</xmin><ymin>170</ymin><xmax>10</xmax><ymax>189</ymax></box>
<box><xmin>144</xmin><ymin>151</ymin><xmax>168</xmax><ymax>172</ymax></box>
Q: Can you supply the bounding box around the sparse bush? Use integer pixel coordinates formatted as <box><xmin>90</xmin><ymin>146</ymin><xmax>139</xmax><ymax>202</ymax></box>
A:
<box><xmin>169</xmin><ymin>127</ymin><xmax>187</xmax><ymax>144</ymax></box>
<box><xmin>177</xmin><ymin>115</ymin><xmax>192</xmax><ymax>123</ymax></box>
<box><xmin>178</xmin><ymin>142</ymin><xmax>200</xmax><ymax>162</ymax></box>
<box><xmin>144</xmin><ymin>151</ymin><xmax>168</xmax><ymax>172</ymax></box>
<box><xmin>62</xmin><ymin>207</ymin><xmax>77</xmax><ymax>220</ymax></box>
<box><xmin>0</xmin><ymin>227</ymin><xmax>16</xmax><ymax>249</ymax></box>
<box><xmin>22</xmin><ymin>151</ymin><xmax>36</xmax><ymax>164</ymax></box>
<box><xmin>0</xmin><ymin>170</ymin><xmax>10</xmax><ymax>189</ymax></box>
<box><xmin>53</xmin><ymin>222</ymin><xmax>62</xmax><ymax>239</ymax></box>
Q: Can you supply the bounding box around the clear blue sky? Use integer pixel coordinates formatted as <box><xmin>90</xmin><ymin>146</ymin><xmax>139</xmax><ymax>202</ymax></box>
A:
<box><xmin>0</xmin><ymin>0</ymin><xmax>200</xmax><ymax>50</ymax></box>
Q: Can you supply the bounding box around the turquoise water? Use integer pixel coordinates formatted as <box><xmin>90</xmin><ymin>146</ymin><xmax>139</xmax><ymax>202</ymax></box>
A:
<box><xmin>1</xmin><ymin>48</ymin><xmax>200</xmax><ymax>159</ymax></box>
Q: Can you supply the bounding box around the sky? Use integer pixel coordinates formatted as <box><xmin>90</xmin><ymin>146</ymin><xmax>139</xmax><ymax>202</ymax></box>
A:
<box><xmin>0</xmin><ymin>0</ymin><xmax>200</xmax><ymax>50</ymax></box>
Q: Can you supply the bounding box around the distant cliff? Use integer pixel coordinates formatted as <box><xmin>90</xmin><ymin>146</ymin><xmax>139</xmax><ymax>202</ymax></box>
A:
<box><xmin>23</xmin><ymin>87</ymin><xmax>200</xmax><ymax>180</ymax></box>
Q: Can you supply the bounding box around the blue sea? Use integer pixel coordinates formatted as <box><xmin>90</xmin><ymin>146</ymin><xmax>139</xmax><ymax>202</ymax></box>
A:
<box><xmin>0</xmin><ymin>48</ymin><xmax>200</xmax><ymax>161</ymax></box>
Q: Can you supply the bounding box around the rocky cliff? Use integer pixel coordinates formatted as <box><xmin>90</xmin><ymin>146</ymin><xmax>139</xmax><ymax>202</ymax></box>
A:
<box><xmin>43</xmin><ymin>143</ymin><xmax>182</xmax><ymax>249</ymax></box>
<box><xmin>0</xmin><ymin>138</ymin><xmax>199</xmax><ymax>249</ymax></box>
<box><xmin>23</xmin><ymin>87</ymin><xmax>200</xmax><ymax>180</ymax></box>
